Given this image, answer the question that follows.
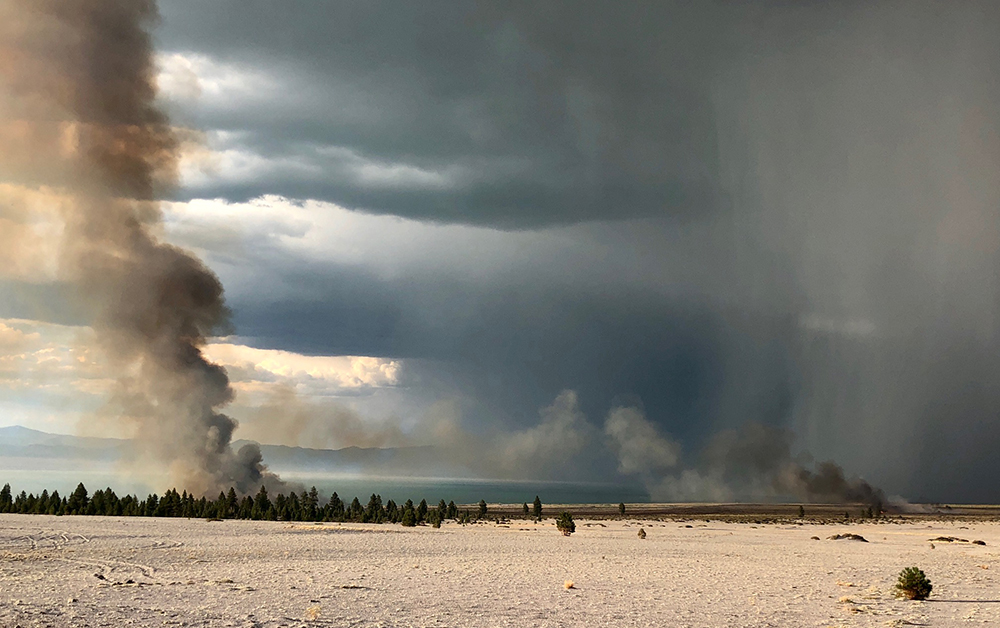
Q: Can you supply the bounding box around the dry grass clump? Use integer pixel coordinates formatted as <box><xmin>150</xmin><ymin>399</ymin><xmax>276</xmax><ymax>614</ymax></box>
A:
<box><xmin>637</xmin><ymin>528</ymin><xmax>646</xmax><ymax>539</ymax></box>
<box><xmin>564</xmin><ymin>580</ymin><xmax>575</xmax><ymax>590</ymax></box>
<box><xmin>306</xmin><ymin>605</ymin><xmax>321</xmax><ymax>620</ymax></box>
<box><xmin>828</xmin><ymin>533</ymin><xmax>868</xmax><ymax>542</ymax></box>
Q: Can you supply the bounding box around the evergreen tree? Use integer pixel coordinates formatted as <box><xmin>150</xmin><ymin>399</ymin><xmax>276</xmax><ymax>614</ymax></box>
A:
<box><xmin>556</xmin><ymin>511</ymin><xmax>575</xmax><ymax>536</ymax></box>
<box><xmin>619</xmin><ymin>502</ymin><xmax>626</xmax><ymax>516</ymax></box>
<box><xmin>386</xmin><ymin>499</ymin><xmax>399</xmax><ymax>523</ymax></box>
<box><xmin>326</xmin><ymin>492</ymin><xmax>345</xmax><ymax>521</ymax></box>
<box><xmin>400</xmin><ymin>500</ymin><xmax>417</xmax><ymax>527</ymax></box>
<box><xmin>181</xmin><ymin>491</ymin><xmax>195</xmax><ymax>518</ymax></box>
<box><xmin>0</xmin><ymin>483</ymin><xmax>11</xmax><ymax>513</ymax></box>
<box><xmin>437</xmin><ymin>499</ymin><xmax>447</xmax><ymax>521</ymax></box>
<box><xmin>20</xmin><ymin>492</ymin><xmax>35</xmax><ymax>514</ymax></box>
<box><xmin>251</xmin><ymin>486</ymin><xmax>272</xmax><ymax>520</ymax></box>
<box><xmin>14</xmin><ymin>491</ymin><xmax>27</xmax><ymax>513</ymax></box>
<box><xmin>105</xmin><ymin>488</ymin><xmax>121</xmax><ymax>516</ymax></box>
<box><xmin>349</xmin><ymin>497</ymin><xmax>363</xmax><ymax>521</ymax></box>
<box><xmin>522</xmin><ymin>503</ymin><xmax>529</xmax><ymax>517</ymax></box>
<box><xmin>306</xmin><ymin>487</ymin><xmax>320</xmax><ymax>521</ymax></box>
<box><xmin>417</xmin><ymin>499</ymin><xmax>428</xmax><ymax>523</ymax></box>
<box><xmin>67</xmin><ymin>483</ymin><xmax>89</xmax><ymax>515</ymax></box>
<box><xmin>366</xmin><ymin>494</ymin><xmax>385</xmax><ymax>523</ymax></box>
<box><xmin>35</xmin><ymin>489</ymin><xmax>50</xmax><ymax>514</ymax></box>
<box><xmin>121</xmin><ymin>495</ymin><xmax>137</xmax><ymax>517</ymax></box>
<box><xmin>478</xmin><ymin>499</ymin><xmax>487</xmax><ymax>519</ymax></box>
<box><xmin>226</xmin><ymin>488</ymin><xmax>239</xmax><ymax>518</ymax></box>
<box><xmin>287</xmin><ymin>492</ymin><xmax>302</xmax><ymax>521</ymax></box>
<box><xmin>447</xmin><ymin>500</ymin><xmax>457</xmax><ymax>519</ymax></box>
<box><xmin>239</xmin><ymin>495</ymin><xmax>254</xmax><ymax>519</ymax></box>
<box><xmin>533</xmin><ymin>495</ymin><xmax>542</xmax><ymax>520</ymax></box>
<box><xmin>49</xmin><ymin>490</ymin><xmax>62</xmax><ymax>516</ymax></box>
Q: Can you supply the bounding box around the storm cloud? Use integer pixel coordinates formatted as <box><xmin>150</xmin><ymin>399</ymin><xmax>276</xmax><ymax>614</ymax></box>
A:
<box><xmin>3</xmin><ymin>1</ymin><xmax>999</xmax><ymax>502</ymax></box>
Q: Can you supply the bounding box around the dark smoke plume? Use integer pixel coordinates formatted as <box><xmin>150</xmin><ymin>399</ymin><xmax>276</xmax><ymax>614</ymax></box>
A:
<box><xmin>0</xmin><ymin>0</ymin><xmax>282</xmax><ymax>495</ymax></box>
<box><xmin>700</xmin><ymin>422</ymin><xmax>885</xmax><ymax>507</ymax></box>
<box><xmin>606</xmin><ymin>407</ymin><xmax>884</xmax><ymax>507</ymax></box>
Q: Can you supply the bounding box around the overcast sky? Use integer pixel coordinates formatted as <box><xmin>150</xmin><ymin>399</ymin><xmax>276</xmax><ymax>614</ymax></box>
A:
<box><xmin>3</xmin><ymin>0</ymin><xmax>1000</xmax><ymax>501</ymax></box>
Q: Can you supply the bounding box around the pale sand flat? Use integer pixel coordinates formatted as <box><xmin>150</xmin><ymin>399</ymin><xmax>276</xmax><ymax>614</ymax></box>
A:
<box><xmin>1</xmin><ymin>514</ymin><xmax>998</xmax><ymax>627</ymax></box>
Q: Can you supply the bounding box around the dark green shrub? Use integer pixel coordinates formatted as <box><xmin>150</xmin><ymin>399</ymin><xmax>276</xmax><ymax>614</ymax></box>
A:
<box><xmin>895</xmin><ymin>567</ymin><xmax>932</xmax><ymax>600</ymax></box>
<box><xmin>478</xmin><ymin>499</ymin><xmax>488</xmax><ymax>519</ymax></box>
<box><xmin>556</xmin><ymin>511</ymin><xmax>575</xmax><ymax>536</ymax></box>
<box><xmin>533</xmin><ymin>496</ymin><xmax>542</xmax><ymax>520</ymax></box>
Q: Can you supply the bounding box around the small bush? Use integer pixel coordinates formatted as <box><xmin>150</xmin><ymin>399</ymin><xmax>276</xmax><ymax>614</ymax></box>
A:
<box><xmin>556</xmin><ymin>511</ymin><xmax>575</xmax><ymax>536</ymax></box>
<box><xmin>895</xmin><ymin>566</ymin><xmax>932</xmax><ymax>600</ymax></box>
<box><xmin>637</xmin><ymin>528</ymin><xmax>646</xmax><ymax>539</ymax></box>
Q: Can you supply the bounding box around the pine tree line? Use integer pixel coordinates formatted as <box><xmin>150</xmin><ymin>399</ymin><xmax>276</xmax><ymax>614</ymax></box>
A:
<box><xmin>0</xmin><ymin>482</ymin><xmax>540</xmax><ymax>526</ymax></box>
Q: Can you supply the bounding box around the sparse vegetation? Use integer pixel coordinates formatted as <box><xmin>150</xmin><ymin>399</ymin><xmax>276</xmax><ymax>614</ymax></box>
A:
<box><xmin>828</xmin><ymin>533</ymin><xmax>868</xmax><ymax>542</ymax></box>
<box><xmin>895</xmin><ymin>567</ymin><xmax>932</xmax><ymax>600</ymax></box>
<box><xmin>556</xmin><ymin>511</ymin><xmax>575</xmax><ymax>536</ymax></box>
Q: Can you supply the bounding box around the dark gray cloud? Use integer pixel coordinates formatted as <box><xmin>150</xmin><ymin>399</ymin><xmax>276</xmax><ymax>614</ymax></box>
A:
<box><xmin>6</xmin><ymin>0</ymin><xmax>1000</xmax><ymax>502</ymax></box>
<box><xmin>155</xmin><ymin>0</ymin><xmax>999</xmax><ymax>502</ymax></box>
<box><xmin>154</xmin><ymin>0</ymin><xmax>734</xmax><ymax>226</ymax></box>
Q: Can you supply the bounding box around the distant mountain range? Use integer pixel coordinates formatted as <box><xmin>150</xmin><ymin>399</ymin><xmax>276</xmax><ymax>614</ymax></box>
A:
<box><xmin>0</xmin><ymin>425</ymin><xmax>443</xmax><ymax>476</ymax></box>
<box><xmin>0</xmin><ymin>425</ymin><xmax>125</xmax><ymax>463</ymax></box>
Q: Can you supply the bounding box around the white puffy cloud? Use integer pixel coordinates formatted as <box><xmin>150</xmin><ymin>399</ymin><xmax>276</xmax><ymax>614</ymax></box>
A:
<box><xmin>204</xmin><ymin>341</ymin><xmax>401</xmax><ymax>394</ymax></box>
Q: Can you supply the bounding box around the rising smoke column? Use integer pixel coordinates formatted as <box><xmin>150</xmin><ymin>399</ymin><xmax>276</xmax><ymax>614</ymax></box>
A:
<box><xmin>0</xmin><ymin>0</ymin><xmax>282</xmax><ymax>495</ymax></box>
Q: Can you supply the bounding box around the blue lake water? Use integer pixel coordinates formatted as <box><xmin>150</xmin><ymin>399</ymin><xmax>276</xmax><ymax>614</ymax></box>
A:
<box><xmin>279</xmin><ymin>472</ymin><xmax>650</xmax><ymax>506</ymax></box>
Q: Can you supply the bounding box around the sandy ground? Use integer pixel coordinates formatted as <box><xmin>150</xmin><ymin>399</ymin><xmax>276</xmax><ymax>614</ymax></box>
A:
<box><xmin>1</xmin><ymin>514</ymin><xmax>998</xmax><ymax>627</ymax></box>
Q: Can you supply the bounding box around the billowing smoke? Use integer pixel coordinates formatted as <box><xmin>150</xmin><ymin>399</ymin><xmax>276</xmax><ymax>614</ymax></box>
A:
<box><xmin>238</xmin><ymin>385</ymin><xmax>412</xmax><ymax>450</ymax></box>
<box><xmin>247</xmin><ymin>381</ymin><xmax>882</xmax><ymax>504</ymax></box>
<box><xmin>606</xmin><ymin>406</ymin><xmax>884</xmax><ymax>507</ymax></box>
<box><xmin>0</xmin><ymin>0</ymin><xmax>281</xmax><ymax>495</ymax></box>
<box><xmin>237</xmin><ymin>387</ymin><xmax>595</xmax><ymax>481</ymax></box>
<box><xmin>604</xmin><ymin>406</ymin><xmax>680</xmax><ymax>476</ymax></box>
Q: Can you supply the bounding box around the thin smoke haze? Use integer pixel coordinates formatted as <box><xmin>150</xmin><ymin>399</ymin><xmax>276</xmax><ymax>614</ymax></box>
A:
<box><xmin>0</xmin><ymin>0</ymin><xmax>282</xmax><ymax>496</ymax></box>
